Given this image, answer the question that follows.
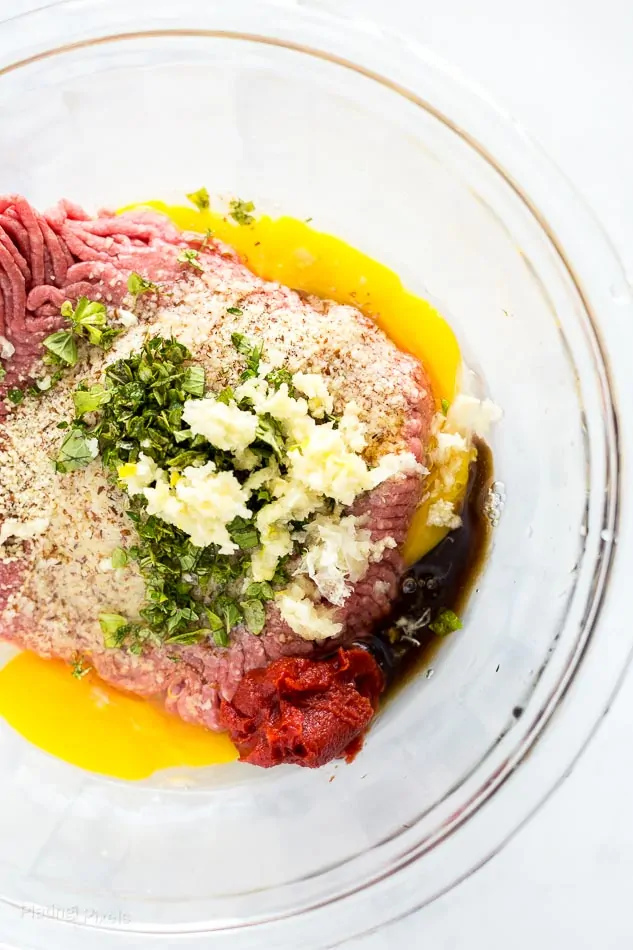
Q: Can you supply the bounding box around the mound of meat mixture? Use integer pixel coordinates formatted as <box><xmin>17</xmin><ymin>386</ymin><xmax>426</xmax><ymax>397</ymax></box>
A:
<box><xmin>0</xmin><ymin>195</ymin><xmax>434</xmax><ymax>767</ymax></box>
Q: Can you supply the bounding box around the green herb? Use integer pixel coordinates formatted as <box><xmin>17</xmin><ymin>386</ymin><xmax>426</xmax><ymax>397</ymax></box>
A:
<box><xmin>305</xmin><ymin>217</ymin><xmax>313</xmax><ymax>223</ymax></box>
<box><xmin>73</xmin><ymin>384</ymin><xmax>111</xmax><ymax>417</ymax></box>
<box><xmin>229</xmin><ymin>198</ymin><xmax>255</xmax><ymax>226</ymax></box>
<box><xmin>231</xmin><ymin>332</ymin><xmax>262</xmax><ymax>381</ymax></box>
<box><xmin>68</xmin><ymin>297</ymin><xmax>117</xmax><ymax>348</ymax></box>
<box><xmin>82</xmin><ymin>336</ymin><xmax>207</xmax><ymax>470</ymax></box>
<box><xmin>241</xmin><ymin>599</ymin><xmax>266</xmax><ymax>635</ymax></box>
<box><xmin>429</xmin><ymin>609</ymin><xmax>463</xmax><ymax>637</ymax></box>
<box><xmin>203</xmin><ymin>606</ymin><xmax>228</xmax><ymax>647</ymax></box>
<box><xmin>186</xmin><ymin>187</ymin><xmax>210</xmax><ymax>211</ymax></box>
<box><xmin>98</xmin><ymin>612</ymin><xmax>129</xmax><ymax>648</ymax></box>
<box><xmin>215</xmin><ymin>596</ymin><xmax>243</xmax><ymax>643</ymax></box>
<box><xmin>70</xmin><ymin>654</ymin><xmax>92</xmax><ymax>680</ymax></box>
<box><xmin>110</xmin><ymin>547</ymin><xmax>128</xmax><ymax>569</ymax></box>
<box><xmin>56</xmin><ymin>421</ymin><xmax>69</xmax><ymax>430</ymax></box>
<box><xmin>0</xmin><ymin>365</ymin><xmax>6</xmax><ymax>382</ymax></box>
<box><xmin>226</xmin><ymin>306</ymin><xmax>243</xmax><ymax>316</ymax></box>
<box><xmin>7</xmin><ymin>388</ymin><xmax>24</xmax><ymax>405</ymax></box>
<box><xmin>127</xmin><ymin>272</ymin><xmax>160</xmax><ymax>305</ymax></box>
<box><xmin>243</xmin><ymin>581</ymin><xmax>275</xmax><ymax>602</ymax></box>
<box><xmin>177</xmin><ymin>248</ymin><xmax>204</xmax><ymax>272</ymax></box>
<box><xmin>265</xmin><ymin>367</ymin><xmax>294</xmax><ymax>392</ymax></box>
<box><xmin>228</xmin><ymin>516</ymin><xmax>259</xmax><ymax>550</ymax></box>
<box><xmin>271</xmin><ymin>558</ymin><xmax>290</xmax><ymax>588</ymax></box>
<box><xmin>216</xmin><ymin>386</ymin><xmax>235</xmax><ymax>406</ymax></box>
<box><xmin>164</xmin><ymin>629</ymin><xmax>207</xmax><ymax>646</ymax></box>
<box><xmin>165</xmin><ymin>606</ymin><xmax>200</xmax><ymax>636</ymax></box>
<box><xmin>256</xmin><ymin>414</ymin><xmax>286</xmax><ymax>458</ymax></box>
<box><xmin>41</xmin><ymin>298</ymin><xmax>119</xmax><ymax>380</ymax></box>
<box><xmin>43</xmin><ymin>330</ymin><xmax>78</xmax><ymax>367</ymax></box>
<box><xmin>198</xmin><ymin>228</ymin><xmax>214</xmax><ymax>250</ymax></box>
<box><xmin>182</xmin><ymin>365</ymin><xmax>205</xmax><ymax>397</ymax></box>
<box><xmin>441</xmin><ymin>398</ymin><xmax>450</xmax><ymax>416</ymax></box>
<box><xmin>55</xmin><ymin>428</ymin><xmax>99</xmax><ymax>473</ymax></box>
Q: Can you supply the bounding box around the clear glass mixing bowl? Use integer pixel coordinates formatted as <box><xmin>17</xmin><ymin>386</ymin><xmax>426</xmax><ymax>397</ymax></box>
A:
<box><xmin>0</xmin><ymin>1</ymin><xmax>631</xmax><ymax>948</ymax></box>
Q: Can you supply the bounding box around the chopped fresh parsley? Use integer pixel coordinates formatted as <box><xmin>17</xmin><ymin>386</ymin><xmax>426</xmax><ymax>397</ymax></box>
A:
<box><xmin>83</xmin><ymin>336</ymin><xmax>207</xmax><ymax>470</ymax></box>
<box><xmin>177</xmin><ymin>248</ymin><xmax>204</xmax><ymax>272</ymax></box>
<box><xmin>63</xmin><ymin>297</ymin><xmax>119</xmax><ymax>349</ymax></box>
<box><xmin>182</xmin><ymin>365</ymin><xmax>205</xmax><ymax>397</ymax></box>
<box><xmin>265</xmin><ymin>366</ymin><xmax>294</xmax><ymax>392</ymax></box>
<box><xmin>73</xmin><ymin>384</ymin><xmax>111</xmax><ymax>416</ymax></box>
<box><xmin>198</xmin><ymin>228</ymin><xmax>214</xmax><ymax>250</ymax></box>
<box><xmin>41</xmin><ymin>297</ymin><xmax>119</xmax><ymax>384</ymax></box>
<box><xmin>43</xmin><ymin>330</ymin><xmax>78</xmax><ymax>367</ymax></box>
<box><xmin>215</xmin><ymin>596</ymin><xmax>243</xmax><ymax>643</ymax></box>
<box><xmin>256</xmin><ymin>414</ymin><xmax>285</xmax><ymax>458</ymax></box>
<box><xmin>241</xmin><ymin>599</ymin><xmax>266</xmax><ymax>635</ymax></box>
<box><xmin>110</xmin><ymin>547</ymin><xmax>128</xmax><ymax>569</ymax></box>
<box><xmin>0</xmin><ymin>365</ymin><xmax>6</xmax><ymax>381</ymax></box>
<box><xmin>55</xmin><ymin>428</ymin><xmax>99</xmax><ymax>473</ymax></box>
<box><xmin>231</xmin><ymin>332</ymin><xmax>262</xmax><ymax>381</ymax></box>
<box><xmin>7</xmin><ymin>388</ymin><xmax>24</xmax><ymax>405</ymax></box>
<box><xmin>243</xmin><ymin>581</ymin><xmax>274</xmax><ymax>602</ymax></box>
<box><xmin>186</xmin><ymin>187</ymin><xmax>210</xmax><ymax>211</ymax></box>
<box><xmin>226</xmin><ymin>306</ymin><xmax>243</xmax><ymax>316</ymax></box>
<box><xmin>98</xmin><ymin>613</ymin><xmax>129</xmax><ymax>648</ymax></box>
<box><xmin>429</xmin><ymin>609</ymin><xmax>463</xmax><ymax>637</ymax></box>
<box><xmin>229</xmin><ymin>198</ymin><xmax>255</xmax><ymax>226</ymax></box>
<box><xmin>127</xmin><ymin>272</ymin><xmax>160</xmax><ymax>305</ymax></box>
<box><xmin>441</xmin><ymin>398</ymin><xmax>450</xmax><ymax>416</ymax></box>
<box><xmin>228</xmin><ymin>516</ymin><xmax>259</xmax><ymax>550</ymax></box>
<box><xmin>70</xmin><ymin>654</ymin><xmax>92</xmax><ymax>680</ymax></box>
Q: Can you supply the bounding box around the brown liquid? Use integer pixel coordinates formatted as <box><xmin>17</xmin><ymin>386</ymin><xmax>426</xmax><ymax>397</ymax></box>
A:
<box><xmin>362</xmin><ymin>438</ymin><xmax>494</xmax><ymax>695</ymax></box>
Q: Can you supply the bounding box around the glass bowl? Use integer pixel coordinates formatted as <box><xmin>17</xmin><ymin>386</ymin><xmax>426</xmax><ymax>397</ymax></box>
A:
<box><xmin>0</xmin><ymin>1</ymin><xmax>630</xmax><ymax>948</ymax></box>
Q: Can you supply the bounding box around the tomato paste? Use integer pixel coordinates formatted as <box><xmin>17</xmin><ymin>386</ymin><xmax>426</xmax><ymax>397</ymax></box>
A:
<box><xmin>220</xmin><ymin>648</ymin><xmax>384</xmax><ymax>768</ymax></box>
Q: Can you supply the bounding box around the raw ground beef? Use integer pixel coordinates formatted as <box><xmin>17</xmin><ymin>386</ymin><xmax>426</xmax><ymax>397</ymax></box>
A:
<box><xmin>0</xmin><ymin>195</ymin><xmax>193</xmax><ymax>408</ymax></box>
<box><xmin>0</xmin><ymin>194</ymin><xmax>434</xmax><ymax>736</ymax></box>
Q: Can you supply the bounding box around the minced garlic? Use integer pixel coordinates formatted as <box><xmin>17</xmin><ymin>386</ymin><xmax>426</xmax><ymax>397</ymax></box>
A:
<box><xmin>276</xmin><ymin>583</ymin><xmax>343</xmax><ymax>641</ymax></box>
<box><xmin>182</xmin><ymin>398</ymin><xmax>258</xmax><ymax>454</ymax></box>
<box><xmin>292</xmin><ymin>372</ymin><xmax>334</xmax><ymax>418</ymax></box>
<box><xmin>115</xmin><ymin>362</ymin><xmax>423</xmax><ymax>594</ymax></box>
<box><xmin>142</xmin><ymin>463</ymin><xmax>251</xmax><ymax>553</ymax></box>
<box><xmin>297</xmin><ymin>514</ymin><xmax>397</xmax><ymax>607</ymax></box>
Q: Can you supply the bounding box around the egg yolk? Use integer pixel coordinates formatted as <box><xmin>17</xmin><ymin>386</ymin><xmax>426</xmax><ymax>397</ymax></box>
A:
<box><xmin>0</xmin><ymin>653</ymin><xmax>237</xmax><ymax>780</ymax></box>
<box><xmin>0</xmin><ymin>200</ymin><xmax>467</xmax><ymax>781</ymax></box>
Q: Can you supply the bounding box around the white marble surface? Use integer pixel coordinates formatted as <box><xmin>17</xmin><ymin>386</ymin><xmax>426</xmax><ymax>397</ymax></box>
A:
<box><xmin>2</xmin><ymin>1</ymin><xmax>633</xmax><ymax>947</ymax></box>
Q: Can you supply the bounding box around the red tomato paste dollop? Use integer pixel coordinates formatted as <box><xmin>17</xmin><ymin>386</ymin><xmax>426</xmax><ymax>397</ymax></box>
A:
<box><xmin>220</xmin><ymin>648</ymin><xmax>384</xmax><ymax>768</ymax></box>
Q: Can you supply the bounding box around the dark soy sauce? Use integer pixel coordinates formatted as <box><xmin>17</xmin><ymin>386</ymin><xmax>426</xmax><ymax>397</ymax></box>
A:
<box><xmin>363</xmin><ymin>438</ymin><xmax>494</xmax><ymax>695</ymax></box>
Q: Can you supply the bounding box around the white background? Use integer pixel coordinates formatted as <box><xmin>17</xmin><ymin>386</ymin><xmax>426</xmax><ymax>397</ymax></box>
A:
<box><xmin>344</xmin><ymin>1</ymin><xmax>633</xmax><ymax>948</ymax></box>
<box><xmin>3</xmin><ymin>0</ymin><xmax>633</xmax><ymax>947</ymax></box>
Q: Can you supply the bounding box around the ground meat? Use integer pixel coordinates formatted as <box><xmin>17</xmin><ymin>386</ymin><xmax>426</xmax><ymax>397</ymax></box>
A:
<box><xmin>0</xmin><ymin>195</ymin><xmax>434</xmax><ymax>754</ymax></box>
<box><xmin>0</xmin><ymin>195</ymin><xmax>196</xmax><ymax>405</ymax></box>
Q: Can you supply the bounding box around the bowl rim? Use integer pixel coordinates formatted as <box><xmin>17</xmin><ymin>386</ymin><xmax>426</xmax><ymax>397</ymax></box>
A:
<box><xmin>0</xmin><ymin>1</ymin><xmax>631</xmax><ymax>946</ymax></box>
